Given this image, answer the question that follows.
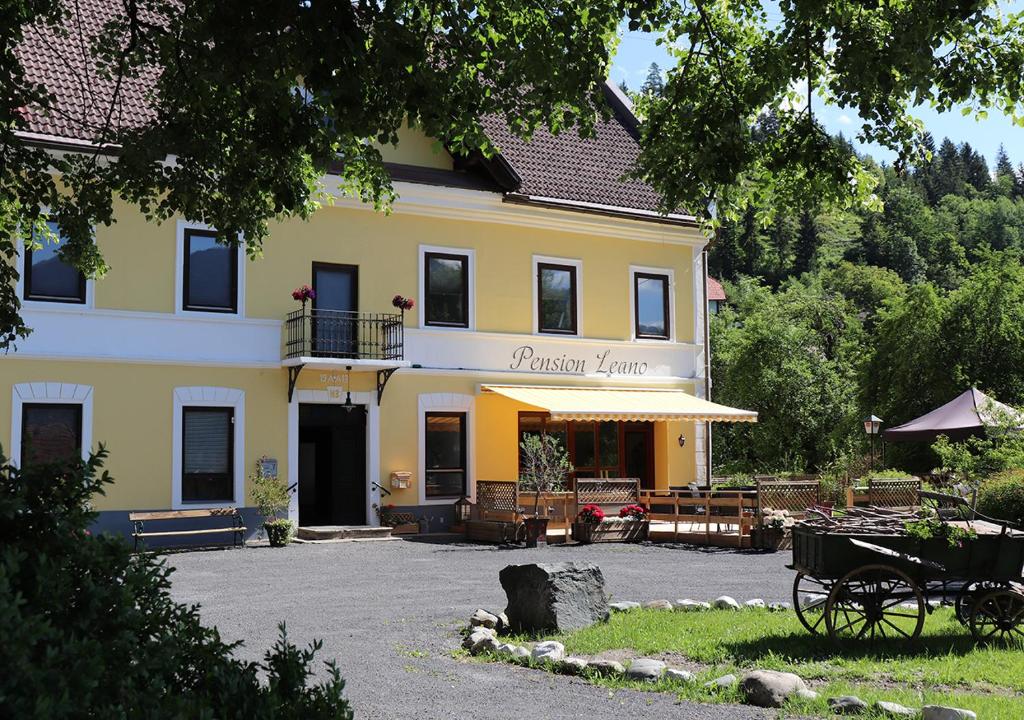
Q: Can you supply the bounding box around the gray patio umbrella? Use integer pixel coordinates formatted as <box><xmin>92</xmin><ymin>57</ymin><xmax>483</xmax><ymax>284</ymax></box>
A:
<box><xmin>882</xmin><ymin>388</ymin><xmax>1024</xmax><ymax>443</ymax></box>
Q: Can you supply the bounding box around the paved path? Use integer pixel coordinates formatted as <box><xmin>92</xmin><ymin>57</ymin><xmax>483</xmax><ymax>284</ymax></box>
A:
<box><xmin>168</xmin><ymin>539</ymin><xmax>795</xmax><ymax>720</ymax></box>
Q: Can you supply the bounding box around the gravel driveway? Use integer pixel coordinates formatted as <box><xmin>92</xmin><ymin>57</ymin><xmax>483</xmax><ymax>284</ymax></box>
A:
<box><xmin>168</xmin><ymin>539</ymin><xmax>795</xmax><ymax>720</ymax></box>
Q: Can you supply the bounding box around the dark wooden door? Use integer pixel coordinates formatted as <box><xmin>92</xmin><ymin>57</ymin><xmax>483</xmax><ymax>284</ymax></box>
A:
<box><xmin>623</xmin><ymin>424</ymin><xmax>655</xmax><ymax>489</ymax></box>
<box><xmin>298</xmin><ymin>404</ymin><xmax>366</xmax><ymax>526</ymax></box>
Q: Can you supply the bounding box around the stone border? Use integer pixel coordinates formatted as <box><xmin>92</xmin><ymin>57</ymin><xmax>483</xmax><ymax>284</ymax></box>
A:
<box><xmin>461</xmin><ymin>601</ymin><xmax>977</xmax><ymax>720</ymax></box>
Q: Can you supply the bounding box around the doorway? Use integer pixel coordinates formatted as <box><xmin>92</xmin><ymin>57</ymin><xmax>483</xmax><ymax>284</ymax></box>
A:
<box><xmin>312</xmin><ymin>263</ymin><xmax>358</xmax><ymax>356</ymax></box>
<box><xmin>623</xmin><ymin>423</ymin><xmax>655</xmax><ymax>490</ymax></box>
<box><xmin>298</xmin><ymin>403</ymin><xmax>366</xmax><ymax>526</ymax></box>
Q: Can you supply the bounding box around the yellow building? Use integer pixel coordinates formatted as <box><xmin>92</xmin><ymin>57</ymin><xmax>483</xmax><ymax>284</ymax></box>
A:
<box><xmin>8</xmin><ymin>47</ymin><xmax>755</xmax><ymax>537</ymax></box>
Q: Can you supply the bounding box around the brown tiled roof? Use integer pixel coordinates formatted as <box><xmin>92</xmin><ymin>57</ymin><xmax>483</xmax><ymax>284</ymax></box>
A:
<box><xmin>707</xmin><ymin>277</ymin><xmax>727</xmax><ymax>301</ymax></box>
<box><xmin>16</xmin><ymin>2</ymin><xmax>672</xmax><ymax>217</ymax></box>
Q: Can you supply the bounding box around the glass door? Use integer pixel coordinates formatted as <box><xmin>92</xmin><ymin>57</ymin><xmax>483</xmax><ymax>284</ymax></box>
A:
<box><xmin>312</xmin><ymin>263</ymin><xmax>358</xmax><ymax>356</ymax></box>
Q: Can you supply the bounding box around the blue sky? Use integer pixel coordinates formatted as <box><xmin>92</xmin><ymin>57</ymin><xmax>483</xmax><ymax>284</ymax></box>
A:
<box><xmin>610</xmin><ymin>25</ymin><xmax>1023</xmax><ymax>168</ymax></box>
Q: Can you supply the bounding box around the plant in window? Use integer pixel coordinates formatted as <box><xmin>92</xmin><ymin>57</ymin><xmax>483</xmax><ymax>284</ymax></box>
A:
<box><xmin>576</xmin><ymin>504</ymin><xmax>605</xmax><ymax>524</ymax></box>
<box><xmin>518</xmin><ymin>434</ymin><xmax>573</xmax><ymax>548</ymax></box>
<box><xmin>618</xmin><ymin>504</ymin><xmax>648</xmax><ymax>521</ymax></box>
<box><xmin>392</xmin><ymin>294</ymin><xmax>415</xmax><ymax>311</ymax></box>
<box><xmin>250</xmin><ymin>458</ymin><xmax>293</xmax><ymax>547</ymax></box>
<box><xmin>291</xmin><ymin>284</ymin><xmax>316</xmax><ymax>308</ymax></box>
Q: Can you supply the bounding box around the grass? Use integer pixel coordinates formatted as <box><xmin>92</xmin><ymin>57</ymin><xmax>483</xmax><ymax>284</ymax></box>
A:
<box><xmin>498</xmin><ymin>608</ymin><xmax>1024</xmax><ymax>719</ymax></box>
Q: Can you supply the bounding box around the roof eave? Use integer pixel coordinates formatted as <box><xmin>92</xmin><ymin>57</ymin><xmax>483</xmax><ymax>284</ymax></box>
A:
<box><xmin>503</xmin><ymin>192</ymin><xmax>699</xmax><ymax>228</ymax></box>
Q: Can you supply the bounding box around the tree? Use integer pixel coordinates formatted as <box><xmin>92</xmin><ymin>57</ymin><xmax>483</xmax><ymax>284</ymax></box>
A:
<box><xmin>995</xmin><ymin>144</ymin><xmax>1015</xmax><ymax>197</ymax></box>
<box><xmin>793</xmin><ymin>210</ymin><xmax>819</xmax><ymax>276</ymax></box>
<box><xmin>640</xmin><ymin>62</ymin><xmax>665</xmax><ymax>96</ymax></box>
<box><xmin>959</xmin><ymin>143</ymin><xmax>991</xmax><ymax>192</ymax></box>
<box><xmin>1</xmin><ymin>447</ymin><xmax>354</xmax><ymax>718</ymax></box>
<box><xmin>933</xmin><ymin>139</ymin><xmax>966</xmax><ymax>201</ymax></box>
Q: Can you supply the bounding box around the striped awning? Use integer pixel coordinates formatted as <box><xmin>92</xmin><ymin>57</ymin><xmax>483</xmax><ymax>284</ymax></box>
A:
<box><xmin>480</xmin><ymin>385</ymin><xmax>757</xmax><ymax>423</ymax></box>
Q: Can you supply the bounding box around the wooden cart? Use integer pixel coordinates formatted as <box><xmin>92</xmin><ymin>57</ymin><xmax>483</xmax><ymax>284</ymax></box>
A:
<box><xmin>789</xmin><ymin>509</ymin><xmax>1024</xmax><ymax>643</ymax></box>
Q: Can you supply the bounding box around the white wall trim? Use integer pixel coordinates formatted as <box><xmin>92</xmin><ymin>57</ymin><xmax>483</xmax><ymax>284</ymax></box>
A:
<box><xmin>417</xmin><ymin>392</ymin><xmax>476</xmax><ymax>506</ymax></box>
<box><xmin>174</xmin><ymin>219</ymin><xmax>246</xmax><ymax>318</ymax></box>
<box><xmin>10</xmin><ymin>382</ymin><xmax>94</xmax><ymax>467</ymax></box>
<box><xmin>628</xmin><ymin>265</ymin><xmax>676</xmax><ymax>343</ymax></box>
<box><xmin>532</xmin><ymin>255</ymin><xmax>583</xmax><ymax>337</ymax></box>
<box><xmin>171</xmin><ymin>386</ymin><xmax>245</xmax><ymax>510</ymax></box>
<box><xmin>325</xmin><ymin>180</ymin><xmax>711</xmax><ymax>247</ymax></box>
<box><xmin>15</xmin><ymin>212</ymin><xmax>95</xmax><ymax>310</ymax></box>
<box><xmin>417</xmin><ymin>243</ymin><xmax>476</xmax><ymax>331</ymax></box>
<box><xmin>287</xmin><ymin>389</ymin><xmax>380</xmax><ymax>526</ymax></box>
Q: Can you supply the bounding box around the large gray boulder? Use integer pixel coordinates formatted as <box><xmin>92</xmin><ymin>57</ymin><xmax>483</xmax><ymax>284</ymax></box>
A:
<box><xmin>739</xmin><ymin>670</ymin><xmax>811</xmax><ymax>708</ymax></box>
<box><xmin>500</xmin><ymin>562</ymin><xmax>609</xmax><ymax>634</ymax></box>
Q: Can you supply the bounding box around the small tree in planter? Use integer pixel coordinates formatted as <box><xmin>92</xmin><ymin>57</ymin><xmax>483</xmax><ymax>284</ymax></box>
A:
<box><xmin>251</xmin><ymin>461</ymin><xmax>293</xmax><ymax>547</ymax></box>
<box><xmin>518</xmin><ymin>434</ymin><xmax>572</xmax><ymax>548</ymax></box>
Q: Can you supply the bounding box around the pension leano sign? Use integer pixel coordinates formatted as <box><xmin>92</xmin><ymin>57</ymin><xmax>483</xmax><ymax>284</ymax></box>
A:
<box><xmin>510</xmin><ymin>344</ymin><xmax>649</xmax><ymax>377</ymax></box>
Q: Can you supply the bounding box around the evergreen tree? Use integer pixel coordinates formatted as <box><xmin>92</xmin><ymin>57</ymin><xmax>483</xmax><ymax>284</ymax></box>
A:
<box><xmin>617</xmin><ymin>79</ymin><xmax>630</xmax><ymax>94</ymax></box>
<box><xmin>914</xmin><ymin>132</ymin><xmax>939</xmax><ymax>203</ymax></box>
<box><xmin>793</xmin><ymin>210</ymin><xmax>819</xmax><ymax>275</ymax></box>
<box><xmin>960</xmin><ymin>142</ymin><xmax>991</xmax><ymax>191</ymax></box>
<box><xmin>995</xmin><ymin>144</ymin><xmax>1014</xmax><ymax>179</ymax></box>
<box><xmin>933</xmin><ymin>138</ymin><xmax>965</xmax><ymax>200</ymax></box>
<box><xmin>640</xmin><ymin>62</ymin><xmax>665</xmax><ymax>96</ymax></box>
<box><xmin>1016</xmin><ymin>163</ymin><xmax>1024</xmax><ymax>200</ymax></box>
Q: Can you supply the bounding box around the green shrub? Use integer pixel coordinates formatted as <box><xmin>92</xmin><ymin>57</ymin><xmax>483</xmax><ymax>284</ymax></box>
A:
<box><xmin>0</xmin><ymin>446</ymin><xmax>353</xmax><ymax>719</ymax></box>
<box><xmin>976</xmin><ymin>470</ymin><xmax>1024</xmax><ymax>527</ymax></box>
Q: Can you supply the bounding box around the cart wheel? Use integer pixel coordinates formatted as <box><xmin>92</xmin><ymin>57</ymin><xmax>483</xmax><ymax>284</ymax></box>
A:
<box><xmin>825</xmin><ymin>564</ymin><xmax>925</xmax><ymax>642</ymax></box>
<box><xmin>955</xmin><ymin>581</ymin><xmax>1007</xmax><ymax>625</ymax></box>
<box><xmin>792</xmin><ymin>572</ymin><xmax>830</xmax><ymax>635</ymax></box>
<box><xmin>968</xmin><ymin>589</ymin><xmax>1024</xmax><ymax>643</ymax></box>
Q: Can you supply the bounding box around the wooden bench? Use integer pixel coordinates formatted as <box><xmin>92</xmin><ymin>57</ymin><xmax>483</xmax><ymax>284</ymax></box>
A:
<box><xmin>129</xmin><ymin>508</ymin><xmax>246</xmax><ymax>551</ymax></box>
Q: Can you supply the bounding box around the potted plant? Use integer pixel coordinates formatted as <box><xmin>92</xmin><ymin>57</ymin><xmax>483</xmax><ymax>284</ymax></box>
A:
<box><xmin>518</xmin><ymin>434</ymin><xmax>573</xmax><ymax>548</ymax></box>
<box><xmin>754</xmin><ymin>508</ymin><xmax>794</xmax><ymax>551</ymax></box>
<box><xmin>250</xmin><ymin>460</ymin><xmax>294</xmax><ymax>547</ymax></box>
<box><xmin>572</xmin><ymin>503</ymin><xmax>605</xmax><ymax>544</ymax></box>
<box><xmin>291</xmin><ymin>284</ymin><xmax>316</xmax><ymax>310</ymax></box>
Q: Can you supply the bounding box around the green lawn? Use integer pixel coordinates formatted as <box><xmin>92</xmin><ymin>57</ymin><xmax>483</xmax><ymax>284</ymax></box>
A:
<box><xmin>502</xmin><ymin>608</ymin><xmax>1024</xmax><ymax>719</ymax></box>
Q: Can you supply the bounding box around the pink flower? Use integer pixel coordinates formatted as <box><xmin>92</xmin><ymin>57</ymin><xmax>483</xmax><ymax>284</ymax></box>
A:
<box><xmin>392</xmin><ymin>295</ymin><xmax>414</xmax><ymax>311</ymax></box>
<box><xmin>292</xmin><ymin>285</ymin><xmax>316</xmax><ymax>303</ymax></box>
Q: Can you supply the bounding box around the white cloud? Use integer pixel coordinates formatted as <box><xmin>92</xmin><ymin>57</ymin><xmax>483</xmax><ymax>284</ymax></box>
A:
<box><xmin>838</xmin><ymin>114</ymin><xmax>852</xmax><ymax>125</ymax></box>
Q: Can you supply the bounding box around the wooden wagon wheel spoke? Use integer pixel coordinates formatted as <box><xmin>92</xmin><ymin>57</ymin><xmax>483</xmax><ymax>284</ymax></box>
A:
<box><xmin>793</xmin><ymin>572</ymin><xmax>832</xmax><ymax>635</ymax></box>
<box><xmin>969</xmin><ymin>589</ymin><xmax>1024</xmax><ymax>644</ymax></box>
<box><xmin>825</xmin><ymin>564</ymin><xmax>924</xmax><ymax>644</ymax></box>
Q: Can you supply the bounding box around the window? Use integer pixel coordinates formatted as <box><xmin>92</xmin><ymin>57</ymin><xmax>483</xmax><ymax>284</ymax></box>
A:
<box><xmin>24</xmin><ymin>221</ymin><xmax>86</xmax><ymax>303</ymax></box>
<box><xmin>537</xmin><ymin>262</ymin><xmax>578</xmax><ymax>334</ymax></box>
<box><xmin>424</xmin><ymin>252</ymin><xmax>469</xmax><ymax>327</ymax></box>
<box><xmin>182</xmin><ymin>228</ymin><xmax>238</xmax><ymax>312</ymax></box>
<box><xmin>20</xmin><ymin>403</ymin><xmax>82</xmax><ymax>467</ymax></box>
<box><xmin>181</xmin><ymin>407</ymin><xmax>234</xmax><ymax>502</ymax></box>
<box><xmin>634</xmin><ymin>272</ymin><xmax>670</xmax><ymax>339</ymax></box>
<box><xmin>424</xmin><ymin>412</ymin><xmax>466</xmax><ymax>497</ymax></box>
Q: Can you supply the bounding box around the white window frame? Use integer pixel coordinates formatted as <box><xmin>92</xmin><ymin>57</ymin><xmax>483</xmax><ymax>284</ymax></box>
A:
<box><xmin>16</xmin><ymin>211</ymin><xmax>96</xmax><ymax>310</ymax></box>
<box><xmin>418</xmin><ymin>244</ymin><xmax>476</xmax><ymax>331</ymax></box>
<box><xmin>532</xmin><ymin>255</ymin><xmax>583</xmax><ymax>337</ymax></box>
<box><xmin>172</xmin><ymin>386</ymin><xmax>245</xmax><ymax>509</ymax></box>
<box><xmin>418</xmin><ymin>393</ymin><xmax>475</xmax><ymax>505</ymax></box>
<box><xmin>10</xmin><ymin>382</ymin><xmax>94</xmax><ymax>468</ymax></box>
<box><xmin>175</xmin><ymin>219</ymin><xmax>246</xmax><ymax>317</ymax></box>
<box><xmin>629</xmin><ymin>265</ymin><xmax>676</xmax><ymax>342</ymax></box>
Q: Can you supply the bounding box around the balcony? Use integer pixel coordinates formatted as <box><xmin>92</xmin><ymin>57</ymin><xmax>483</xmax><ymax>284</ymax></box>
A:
<box><xmin>283</xmin><ymin>309</ymin><xmax>409</xmax><ymax>402</ymax></box>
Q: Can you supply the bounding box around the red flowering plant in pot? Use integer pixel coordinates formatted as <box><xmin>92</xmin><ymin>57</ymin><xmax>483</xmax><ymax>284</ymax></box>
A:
<box><xmin>577</xmin><ymin>504</ymin><xmax>605</xmax><ymax>524</ymax></box>
<box><xmin>291</xmin><ymin>284</ymin><xmax>316</xmax><ymax>310</ymax></box>
<box><xmin>573</xmin><ymin>503</ymin><xmax>605</xmax><ymax>544</ymax></box>
<box><xmin>392</xmin><ymin>295</ymin><xmax>415</xmax><ymax>312</ymax></box>
<box><xmin>619</xmin><ymin>504</ymin><xmax>648</xmax><ymax>521</ymax></box>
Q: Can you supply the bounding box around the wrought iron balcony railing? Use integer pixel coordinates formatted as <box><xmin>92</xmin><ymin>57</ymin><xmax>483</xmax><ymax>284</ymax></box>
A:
<box><xmin>284</xmin><ymin>308</ymin><xmax>404</xmax><ymax>361</ymax></box>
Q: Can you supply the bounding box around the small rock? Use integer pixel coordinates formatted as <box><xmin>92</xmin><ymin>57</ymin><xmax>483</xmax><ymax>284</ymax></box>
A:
<box><xmin>712</xmin><ymin>596</ymin><xmax>741</xmax><ymax>610</ymax></box>
<box><xmin>768</xmin><ymin>602</ymin><xmax>791</xmax><ymax>612</ymax></box>
<box><xmin>610</xmin><ymin>601</ymin><xmax>641</xmax><ymax>613</ymax></box>
<box><xmin>664</xmin><ymin>668</ymin><xmax>695</xmax><ymax>683</ymax></box>
<box><xmin>510</xmin><ymin>645</ymin><xmax>530</xmax><ymax>659</ymax></box>
<box><xmin>829</xmin><ymin>696</ymin><xmax>869</xmax><ymax>714</ymax></box>
<box><xmin>560</xmin><ymin>657</ymin><xmax>589</xmax><ymax>675</ymax></box>
<box><xmin>744</xmin><ymin>598</ymin><xmax>767</xmax><ymax>609</ymax></box>
<box><xmin>496</xmin><ymin>612</ymin><xmax>510</xmax><ymax>632</ymax></box>
<box><xmin>470</xmin><ymin>609</ymin><xmax>500</xmax><ymax>629</ymax></box>
<box><xmin>462</xmin><ymin>627</ymin><xmax>495</xmax><ymax>650</ymax></box>
<box><xmin>530</xmin><ymin>640</ymin><xmax>565</xmax><ymax>663</ymax></box>
<box><xmin>704</xmin><ymin>674</ymin><xmax>737</xmax><ymax>690</ymax></box>
<box><xmin>801</xmin><ymin>593</ymin><xmax>827</xmax><ymax>609</ymax></box>
<box><xmin>739</xmin><ymin>670</ymin><xmax>810</xmax><ymax>708</ymax></box>
<box><xmin>874</xmin><ymin>701</ymin><xmax>918</xmax><ymax>718</ymax></box>
<box><xmin>587</xmin><ymin>659</ymin><xmax>625</xmax><ymax>676</ymax></box>
<box><xmin>626</xmin><ymin>658</ymin><xmax>666</xmax><ymax>681</ymax></box>
<box><xmin>797</xmin><ymin>688</ymin><xmax>820</xmax><ymax>701</ymax></box>
<box><xmin>495</xmin><ymin>642</ymin><xmax>517</xmax><ymax>656</ymax></box>
<box><xmin>675</xmin><ymin>599</ymin><xmax>710</xmax><ymax>611</ymax></box>
<box><xmin>922</xmin><ymin>706</ymin><xmax>977</xmax><ymax>720</ymax></box>
<box><xmin>469</xmin><ymin>635</ymin><xmax>500</xmax><ymax>655</ymax></box>
<box><xmin>644</xmin><ymin>599</ymin><xmax>674</xmax><ymax>610</ymax></box>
